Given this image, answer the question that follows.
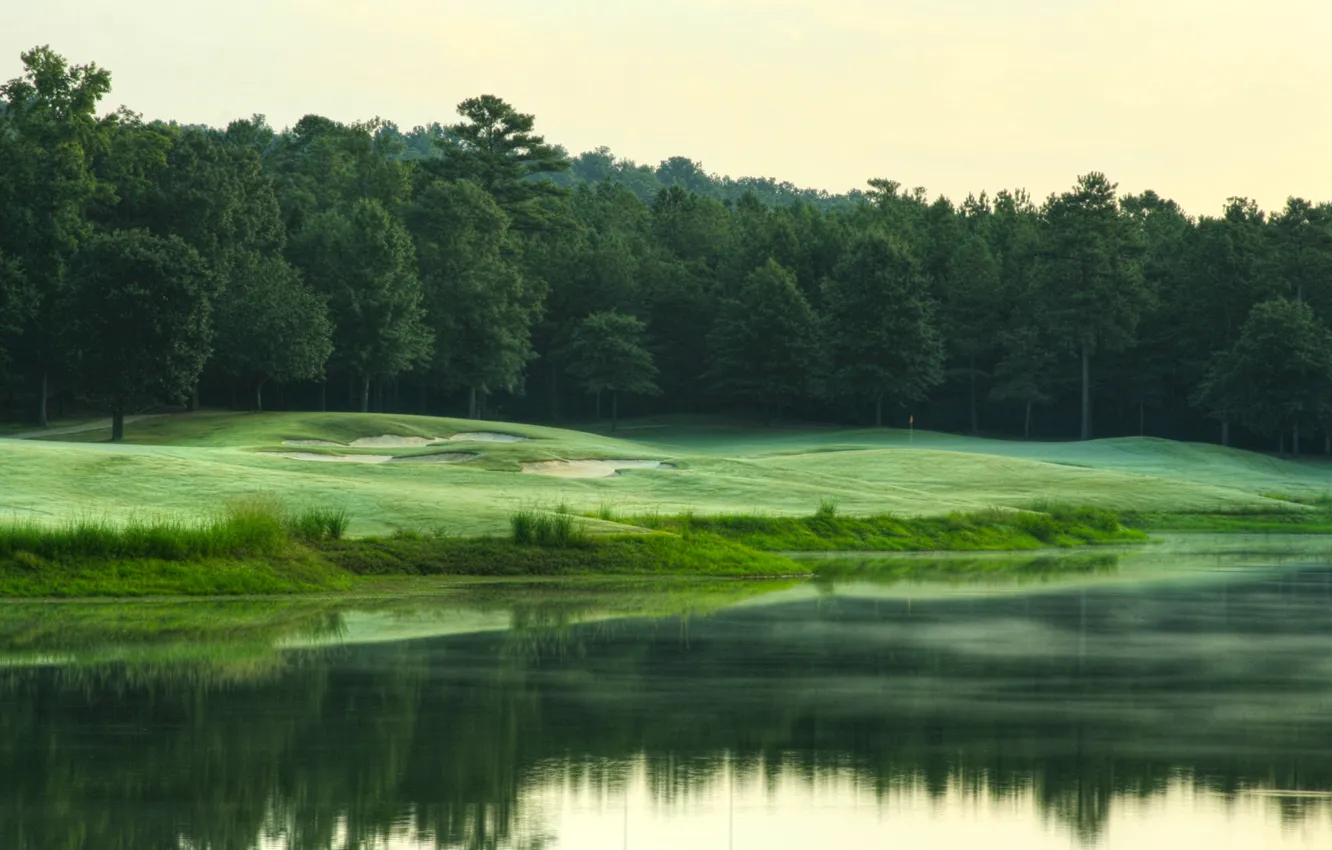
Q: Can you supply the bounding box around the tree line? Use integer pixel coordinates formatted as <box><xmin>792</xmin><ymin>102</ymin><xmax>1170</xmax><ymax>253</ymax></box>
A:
<box><xmin>3</xmin><ymin>45</ymin><xmax>1331</xmax><ymax>450</ymax></box>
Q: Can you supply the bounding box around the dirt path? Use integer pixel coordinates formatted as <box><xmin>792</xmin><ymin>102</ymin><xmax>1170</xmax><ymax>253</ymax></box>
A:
<box><xmin>6</xmin><ymin>414</ymin><xmax>164</xmax><ymax>440</ymax></box>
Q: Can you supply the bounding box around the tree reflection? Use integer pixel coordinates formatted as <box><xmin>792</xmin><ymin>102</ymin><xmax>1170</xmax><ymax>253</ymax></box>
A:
<box><xmin>3</xmin><ymin>567</ymin><xmax>1332</xmax><ymax>848</ymax></box>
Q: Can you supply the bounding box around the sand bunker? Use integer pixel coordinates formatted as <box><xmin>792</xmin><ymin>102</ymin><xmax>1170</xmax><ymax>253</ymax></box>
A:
<box><xmin>267</xmin><ymin>451</ymin><xmax>478</xmax><ymax>466</ymax></box>
<box><xmin>348</xmin><ymin>435</ymin><xmax>441</xmax><ymax>448</ymax></box>
<box><xmin>389</xmin><ymin>452</ymin><xmax>479</xmax><ymax>464</ymax></box>
<box><xmin>283</xmin><ymin>432</ymin><xmax>527</xmax><ymax>448</ymax></box>
<box><xmin>447</xmin><ymin>432</ymin><xmax>529</xmax><ymax>443</ymax></box>
<box><xmin>269</xmin><ymin>452</ymin><xmax>395</xmax><ymax>464</ymax></box>
<box><xmin>520</xmin><ymin>460</ymin><xmax>676</xmax><ymax>479</ymax></box>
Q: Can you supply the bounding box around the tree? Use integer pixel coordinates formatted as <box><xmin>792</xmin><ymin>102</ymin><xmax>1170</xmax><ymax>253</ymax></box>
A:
<box><xmin>407</xmin><ymin>178</ymin><xmax>540</xmax><ymax>418</ymax></box>
<box><xmin>707</xmin><ymin>259</ymin><xmax>820</xmax><ymax>423</ymax></box>
<box><xmin>439</xmin><ymin>95</ymin><xmax>570</xmax><ymax>230</ymax></box>
<box><xmin>292</xmin><ymin>199</ymin><xmax>429</xmax><ymax>412</ymax></box>
<box><xmin>990</xmin><ymin>326</ymin><xmax>1056</xmax><ymax>439</ymax></box>
<box><xmin>1038</xmin><ymin>173</ymin><xmax>1146</xmax><ymax>440</ymax></box>
<box><xmin>820</xmin><ymin>233</ymin><xmax>944</xmax><ymax>427</ymax></box>
<box><xmin>939</xmin><ymin>233</ymin><xmax>1004</xmax><ymax>433</ymax></box>
<box><xmin>0</xmin><ymin>45</ymin><xmax>112</xmax><ymax>425</ymax></box>
<box><xmin>1268</xmin><ymin>198</ymin><xmax>1332</xmax><ymax>307</ymax></box>
<box><xmin>1195</xmin><ymin>298</ymin><xmax>1332</xmax><ymax>454</ymax></box>
<box><xmin>0</xmin><ymin>250</ymin><xmax>34</xmax><ymax>369</ymax></box>
<box><xmin>211</xmin><ymin>254</ymin><xmax>332</xmax><ymax>410</ymax></box>
<box><xmin>564</xmin><ymin>312</ymin><xmax>659</xmax><ymax>430</ymax></box>
<box><xmin>61</xmin><ymin>230</ymin><xmax>211</xmax><ymax>441</ymax></box>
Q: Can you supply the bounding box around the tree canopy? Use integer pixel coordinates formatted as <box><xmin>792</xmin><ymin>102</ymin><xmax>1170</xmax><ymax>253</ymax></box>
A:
<box><xmin>7</xmin><ymin>43</ymin><xmax>1332</xmax><ymax>454</ymax></box>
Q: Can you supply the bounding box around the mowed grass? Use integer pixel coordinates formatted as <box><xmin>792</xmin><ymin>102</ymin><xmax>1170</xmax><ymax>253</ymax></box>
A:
<box><xmin>0</xmin><ymin>410</ymin><xmax>1318</xmax><ymax>537</ymax></box>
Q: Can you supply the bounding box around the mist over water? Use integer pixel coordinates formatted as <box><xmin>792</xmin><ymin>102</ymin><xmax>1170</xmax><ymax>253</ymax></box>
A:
<box><xmin>4</xmin><ymin>556</ymin><xmax>1332</xmax><ymax>849</ymax></box>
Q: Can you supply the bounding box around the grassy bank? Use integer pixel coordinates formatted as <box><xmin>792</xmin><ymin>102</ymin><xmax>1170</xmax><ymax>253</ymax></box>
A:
<box><xmin>627</xmin><ymin>501</ymin><xmax>1146</xmax><ymax>552</ymax></box>
<box><xmin>0</xmin><ymin>498</ymin><xmax>354</xmax><ymax>597</ymax></box>
<box><xmin>0</xmin><ymin>498</ymin><xmax>1151</xmax><ymax>597</ymax></box>
<box><xmin>320</xmin><ymin>532</ymin><xmax>801</xmax><ymax>578</ymax></box>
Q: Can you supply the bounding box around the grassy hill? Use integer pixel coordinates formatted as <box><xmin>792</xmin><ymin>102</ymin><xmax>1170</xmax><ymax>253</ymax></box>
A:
<box><xmin>0</xmin><ymin>411</ymin><xmax>1320</xmax><ymax>536</ymax></box>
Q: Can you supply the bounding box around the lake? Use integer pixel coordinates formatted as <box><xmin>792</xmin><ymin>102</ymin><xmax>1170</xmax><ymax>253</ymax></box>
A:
<box><xmin>3</xmin><ymin>536</ymin><xmax>1332</xmax><ymax>849</ymax></box>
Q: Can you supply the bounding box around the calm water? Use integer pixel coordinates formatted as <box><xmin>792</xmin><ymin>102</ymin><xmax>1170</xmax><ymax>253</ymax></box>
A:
<box><xmin>5</xmin><ymin>540</ymin><xmax>1332</xmax><ymax>849</ymax></box>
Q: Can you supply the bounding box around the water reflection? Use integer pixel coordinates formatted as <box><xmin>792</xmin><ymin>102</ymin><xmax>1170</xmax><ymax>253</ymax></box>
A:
<box><xmin>3</xmin><ymin>551</ymin><xmax>1332</xmax><ymax>848</ymax></box>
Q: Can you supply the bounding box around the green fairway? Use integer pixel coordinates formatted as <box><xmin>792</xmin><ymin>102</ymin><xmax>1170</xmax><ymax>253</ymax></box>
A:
<box><xmin>0</xmin><ymin>411</ymin><xmax>1320</xmax><ymax>536</ymax></box>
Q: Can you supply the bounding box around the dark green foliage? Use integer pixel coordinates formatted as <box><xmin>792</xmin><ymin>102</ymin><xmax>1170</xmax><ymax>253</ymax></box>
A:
<box><xmin>407</xmin><ymin>178</ymin><xmax>538</xmax><ymax>415</ymax></box>
<box><xmin>706</xmin><ymin>259</ymin><xmax>820</xmax><ymax>420</ymax></box>
<box><xmin>1038</xmin><ymin>173</ymin><xmax>1147</xmax><ymax>440</ymax></box>
<box><xmin>437</xmin><ymin>94</ymin><xmax>570</xmax><ymax>231</ymax></box>
<box><xmin>292</xmin><ymin>199</ymin><xmax>429</xmax><ymax>411</ymax></box>
<box><xmin>6</xmin><ymin>43</ymin><xmax>1332</xmax><ymax>451</ymax></box>
<box><xmin>564</xmin><ymin>311</ymin><xmax>659</xmax><ymax>428</ymax></box>
<box><xmin>211</xmin><ymin>253</ymin><xmax>332</xmax><ymax>409</ymax></box>
<box><xmin>820</xmin><ymin>233</ymin><xmax>945</xmax><ymax>425</ymax></box>
<box><xmin>0</xmin><ymin>46</ymin><xmax>113</xmax><ymax>425</ymax></box>
<box><xmin>1194</xmin><ymin>298</ymin><xmax>1332</xmax><ymax>438</ymax></box>
<box><xmin>62</xmin><ymin>229</ymin><xmax>213</xmax><ymax>438</ymax></box>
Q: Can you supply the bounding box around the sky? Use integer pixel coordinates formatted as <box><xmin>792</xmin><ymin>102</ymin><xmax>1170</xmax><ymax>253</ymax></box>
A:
<box><xmin>3</xmin><ymin>0</ymin><xmax>1331</xmax><ymax>216</ymax></box>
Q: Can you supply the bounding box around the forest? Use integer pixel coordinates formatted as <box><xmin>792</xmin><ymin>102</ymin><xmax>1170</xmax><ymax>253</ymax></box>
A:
<box><xmin>3</xmin><ymin>45</ymin><xmax>1331</xmax><ymax>450</ymax></box>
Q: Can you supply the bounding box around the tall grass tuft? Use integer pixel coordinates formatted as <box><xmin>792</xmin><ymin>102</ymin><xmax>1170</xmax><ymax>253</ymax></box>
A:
<box><xmin>815</xmin><ymin>498</ymin><xmax>839</xmax><ymax>519</ymax></box>
<box><xmin>510</xmin><ymin>502</ymin><xmax>588</xmax><ymax>548</ymax></box>
<box><xmin>0</xmin><ymin>496</ymin><xmax>355</xmax><ymax>563</ymax></box>
<box><xmin>285</xmin><ymin>506</ymin><xmax>351</xmax><ymax>542</ymax></box>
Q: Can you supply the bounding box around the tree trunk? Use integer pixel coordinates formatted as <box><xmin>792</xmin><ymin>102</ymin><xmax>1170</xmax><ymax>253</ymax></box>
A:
<box><xmin>1024</xmin><ymin>400</ymin><xmax>1033</xmax><ymax>440</ymax></box>
<box><xmin>468</xmin><ymin>386</ymin><xmax>478</xmax><ymax>420</ymax></box>
<box><xmin>1080</xmin><ymin>344</ymin><xmax>1091</xmax><ymax>441</ymax></box>
<box><xmin>359</xmin><ymin>374</ymin><xmax>371</xmax><ymax>414</ymax></box>
<box><xmin>186</xmin><ymin>383</ymin><xmax>199</xmax><ymax>413</ymax></box>
<box><xmin>254</xmin><ymin>377</ymin><xmax>266</xmax><ymax>412</ymax></box>
<box><xmin>1221</xmin><ymin>418</ymin><xmax>1230</xmax><ymax>447</ymax></box>
<box><xmin>875</xmin><ymin>394</ymin><xmax>884</xmax><ymax>428</ymax></box>
<box><xmin>36</xmin><ymin>370</ymin><xmax>48</xmax><ymax>427</ymax></box>
<box><xmin>1279</xmin><ymin>432</ymin><xmax>1286</xmax><ymax>456</ymax></box>
<box><xmin>319</xmin><ymin>380</ymin><xmax>327</xmax><ymax>413</ymax></box>
<box><xmin>968</xmin><ymin>356</ymin><xmax>978</xmax><ymax>434</ymax></box>
<box><xmin>612</xmin><ymin>391</ymin><xmax>619</xmax><ymax>432</ymax></box>
<box><xmin>229</xmin><ymin>378</ymin><xmax>237</xmax><ymax>410</ymax></box>
<box><xmin>111</xmin><ymin>408</ymin><xmax>125</xmax><ymax>443</ymax></box>
<box><xmin>549</xmin><ymin>360</ymin><xmax>561</xmax><ymax>421</ymax></box>
<box><xmin>1293</xmin><ymin>425</ymin><xmax>1301</xmax><ymax>457</ymax></box>
<box><xmin>595</xmin><ymin>390</ymin><xmax>602</xmax><ymax>421</ymax></box>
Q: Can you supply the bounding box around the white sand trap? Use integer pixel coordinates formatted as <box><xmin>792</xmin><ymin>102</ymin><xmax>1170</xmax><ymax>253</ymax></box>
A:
<box><xmin>348</xmin><ymin>435</ymin><xmax>441</xmax><ymax>448</ymax></box>
<box><xmin>520</xmin><ymin>460</ymin><xmax>676</xmax><ymax>479</ymax></box>
<box><xmin>447</xmin><ymin>432</ymin><xmax>529</xmax><ymax>443</ymax></box>
<box><xmin>268</xmin><ymin>452</ymin><xmax>395</xmax><ymax>464</ymax></box>
<box><xmin>389</xmin><ymin>452</ymin><xmax>479</xmax><ymax>464</ymax></box>
<box><xmin>282</xmin><ymin>439</ymin><xmax>344</xmax><ymax>447</ymax></box>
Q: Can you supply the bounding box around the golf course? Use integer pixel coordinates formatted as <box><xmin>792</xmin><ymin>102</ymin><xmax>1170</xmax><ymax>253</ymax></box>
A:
<box><xmin>5</xmin><ymin>410</ymin><xmax>1332</xmax><ymax>597</ymax></box>
<box><xmin>2</xmin><ymin>409</ymin><xmax>1322</xmax><ymax>533</ymax></box>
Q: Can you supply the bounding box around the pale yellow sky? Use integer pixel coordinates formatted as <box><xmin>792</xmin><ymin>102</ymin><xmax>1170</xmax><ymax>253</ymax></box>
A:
<box><xmin>3</xmin><ymin>0</ymin><xmax>1331</xmax><ymax>216</ymax></box>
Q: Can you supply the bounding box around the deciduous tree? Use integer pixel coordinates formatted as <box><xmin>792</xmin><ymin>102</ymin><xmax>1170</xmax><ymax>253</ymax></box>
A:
<box><xmin>564</xmin><ymin>311</ymin><xmax>659</xmax><ymax>430</ymax></box>
<box><xmin>62</xmin><ymin>230</ymin><xmax>212</xmax><ymax>441</ymax></box>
